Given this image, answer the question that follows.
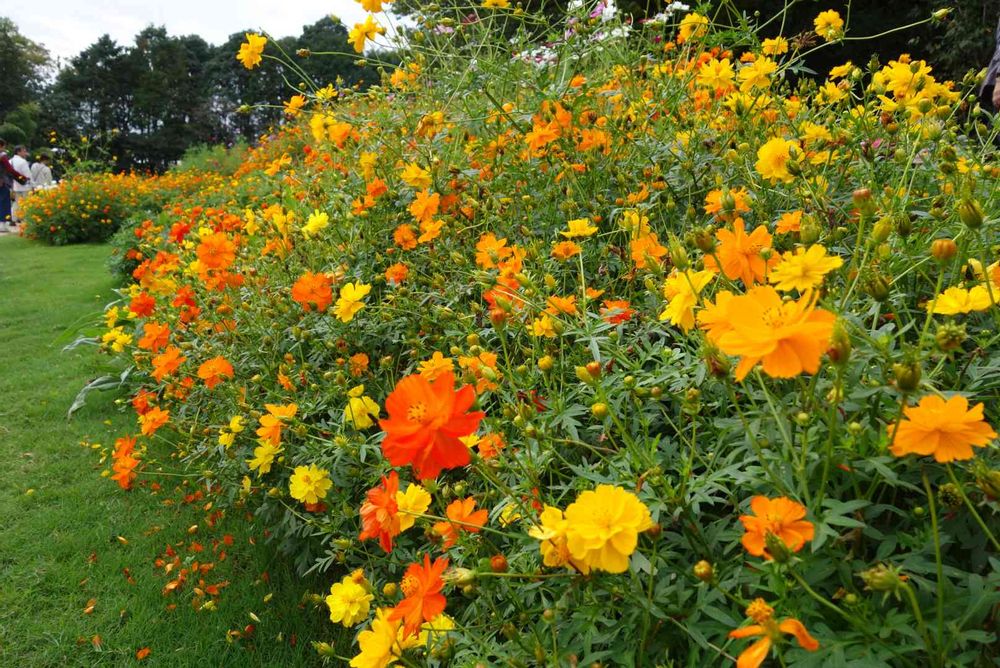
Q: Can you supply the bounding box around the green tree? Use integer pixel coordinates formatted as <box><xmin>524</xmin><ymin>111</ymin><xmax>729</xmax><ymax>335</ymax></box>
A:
<box><xmin>0</xmin><ymin>18</ymin><xmax>51</xmax><ymax>119</ymax></box>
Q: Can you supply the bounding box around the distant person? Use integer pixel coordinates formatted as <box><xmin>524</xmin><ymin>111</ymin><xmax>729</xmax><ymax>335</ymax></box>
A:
<box><xmin>30</xmin><ymin>154</ymin><xmax>53</xmax><ymax>189</ymax></box>
<box><xmin>10</xmin><ymin>145</ymin><xmax>32</xmax><ymax>227</ymax></box>
<box><xmin>984</xmin><ymin>18</ymin><xmax>1000</xmax><ymax>112</ymax></box>
<box><xmin>0</xmin><ymin>139</ymin><xmax>28</xmax><ymax>233</ymax></box>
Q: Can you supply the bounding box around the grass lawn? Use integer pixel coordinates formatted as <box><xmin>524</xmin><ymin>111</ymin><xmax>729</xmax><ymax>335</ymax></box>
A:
<box><xmin>0</xmin><ymin>237</ymin><xmax>326</xmax><ymax>667</ymax></box>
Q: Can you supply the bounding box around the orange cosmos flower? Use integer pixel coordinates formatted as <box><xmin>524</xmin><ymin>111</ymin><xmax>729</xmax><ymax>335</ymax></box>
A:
<box><xmin>129</xmin><ymin>292</ymin><xmax>156</xmax><ymax>317</ymax></box>
<box><xmin>729</xmin><ymin>599</ymin><xmax>819</xmax><ymax>668</ymax></box>
<box><xmin>197</xmin><ymin>356</ymin><xmax>234</xmax><ymax>389</ymax></box>
<box><xmin>385</xmin><ymin>262</ymin><xmax>409</xmax><ymax>285</ymax></box>
<box><xmin>255</xmin><ymin>403</ymin><xmax>298</xmax><ymax>446</ymax></box>
<box><xmin>551</xmin><ymin>240</ymin><xmax>582</xmax><ymax>261</ymax></box>
<box><xmin>712</xmin><ymin>286</ymin><xmax>835</xmax><ymax>381</ymax></box>
<box><xmin>359</xmin><ymin>472</ymin><xmax>401</xmax><ymax>552</ymax></box>
<box><xmin>434</xmin><ymin>497</ymin><xmax>488</xmax><ymax>548</ymax></box>
<box><xmin>409</xmin><ymin>190</ymin><xmax>440</xmax><ymax>225</ymax></box>
<box><xmin>137</xmin><ymin>322</ymin><xmax>170</xmax><ymax>352</ymax></box>
<box><xmin>705</xmin><ymin>219</ymin><xmax>777</xmax><ymax>285</ymax></box>
<box><xmin>739</xmin><ymin>496</ymin><xmax>814</xmax><ymax>558</ymax></box>
<box><xmin>139</xmin><ymin>406</ymin><xmax>169</xmax><ymax>436</ymax></box>
<box><xmin>393</xmin><ymin>223</ymin><xmax>418</xmax><ymax>250</ymax></box>
<box><xmin>110</xmin><ymin>435</ymin><xmax>139</xmax><ymax>490</ymax></box>
<box><xmin>888</xmin><ymin>395</ymin><xmax>996</xmax><ymax>463</ymax></box>
<box><xmin>379</xmin><ymin>372</ymin><xmax>485</xmax><ymax>480</ymax></box>
<box><xmin>388</xmin><ymin>554</ymin><xmax>448</xmax><ymax>637</ymax></box>
<box><xmin>196</xmin><ymin>232</ymin><xmax>236</xmax><ymax>271</ymax></box>
<box><xmin>600</xmin><ymin>299</ymin><xmax>635</xmax><ymax>324</ymax></box>
<box><xmin>291</xmin><ymin>271</ymin><xmax>332</xmax><ymax>312</ymax></box>
<box><xmin>475</xmin><ymin>233</ymin><xmax>512</xmax><ymax>269</ymax></box>
<box><xmin>150</xmin><ymin>345</ymin><xmax>186</xmax><ymax>383</ymax></box>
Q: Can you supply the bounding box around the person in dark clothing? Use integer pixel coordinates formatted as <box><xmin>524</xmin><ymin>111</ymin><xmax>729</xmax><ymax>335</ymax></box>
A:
<box><xmin>983</xmin><ymin>19</ymin><xmax>1000</xmax><ymax>112</ymax></box>
<box><xmin>0</xmin><ymin>138</ymin><xmax>28</xmax><ymax>232</ymax></box>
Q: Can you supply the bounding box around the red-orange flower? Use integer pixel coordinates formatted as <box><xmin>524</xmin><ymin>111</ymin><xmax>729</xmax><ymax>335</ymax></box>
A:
<box><xmin>110</xmin><ymin>435</ymin><xmax>139</xmax><ymax>490</ymax></box>
<box><xmin>151</xmin><ymin>345</ymin><xmax>186</xmax><ymax>383</ymax></box>
<box><xmin>729</xmin><ymin>599</ymin><xmax>819</xmax><ymax>668</ymax></box>
<box><xmin>388</xmin><ymin>554</ymin><xmax>448</xmax><ymax>637</ymax></box>
<box><xmin>434</xmin><ymin>497</ymin><xmax>488</xmax><ymax>548</ymax></box>
<box><xmin>739</xmin><ymin>496</ymin><xmax>814</xmax><ymax>558</ymax></box>
<box><xmin>197</xmin><ymin>356</ymin><xmax>234</xmax><ymax>389</ymax></box>
<box><xmin>888</xmin><ymin>394</ymin><xmax>996</xmax><ymax>463</ymax></box>
<box><xmin>291</xmin><ymin>271</ymin><xmax>332</xmax><ymax>312</ymax></box>
<box><xmin>600</xmin><ymin>299</ymin><xmax>635</xmax><ymax>324</ymax></box>
<box><xmin>196</xmin><ymin>232</ymin><xmax>236</xmax><ymax>271</ymax></box>
<box><xmin>139</xmin><ymin>406</ymin><xmax>169</xmax><ymax>436</ymax></box>
<box><xmin>129</xmin><ymin>292</ymin><xmax>156</xmax><ymax>317</ymax></box>
<box><xmin>379</xmin><ymin>371</ymin><xmax>485</xmax><ymax>480</ymax></box>
<box><xmin>359</xmin><ymin>472</ymin><xmax>401</xmax><ymax>552</ymax></box>
<box><xmin>137</xmin><ymin>322</ymin><xmax>170</xmax><ymax>352</ymax></box>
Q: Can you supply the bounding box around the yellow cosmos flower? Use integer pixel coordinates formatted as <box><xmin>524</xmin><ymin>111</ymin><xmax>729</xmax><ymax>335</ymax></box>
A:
<box><xmin>660</xmin><ymin>269</ymin><xmax>715</xmax><ymax>332</ymax></box>
<box><xmin>768</xmin><ymin>245</ymin><xmax>843</xmax><ymax>292</ymax></box>
<box><xmin>289</xmin><ymin>464</ymin><xmax>332</xmax><ymax>505</ymax></box>
<box><xmin>529</xmin><ymin>505</ymin><xmax>588</xmax><ymax>573</ymax></box>
<box><xmin>930</xmin><ymin>286</ymin><xmax>994</xmax><ymax>315</ymax></box>
<box><xmin>814</xmin><ymin>9</ymin><xmax>844</xmax><ymax>41</ymax></box>
<box><xmin>755</xmin><ymin>137</ymin><xmax>799</xmax><ymax>184</ymax></box>
<box><xmin>697</xmin><ymin>58</ymin><xmax>734</xmax><ymax>90</ymax></box>
<box><xmin>395</xmin><ymin>483</ymin><xmax>431</xmax><ymax>531</ymax></box>
<box><xmin>418</xmin><ymin>352</ymin><xmax>454</xmax><ymax>381</ymax></box>
<box><xmin>349</xmin><ymin>15</ymin><xmax>384</xmax><ymax>54</ymax></box>
<box><xmin>283</xmin><ymin>94</ymin><xmax>307</xmax><ymax>116</ymax></box>
<box><xmin>761</xmin><ymin>37</ymin><xmax>789</xmax><ymax>56</ymax></box>
<box><xmin>349</xmin><ymin>607</ymin><xmax>420</xmax><ymax>668</ymax></box>
<box><xmin>326</xmin><ymin>573</ymin><xmax>374</xmax><ymax>627</ymax></box>
<box><xmin>738</xmin><ymin>57</ymin><xmax>777</xmax><ymax>92</ymax></box>
<box><xmin>236</xmin><ymin>33</ymin><xmax>267</xmax><ymax>69</ymax></box>
<box><xmin>530</xmin><ymin>314</ymin><xmax>558</xmax><ymax>338</ymax></box>
<box><xmin>564</xmin><ymin>485</ymin><xmax>653</xmax><ymax>573</ymax></box>
<box><xmin>334</xmin><ymin>282</ymin><xmax>372</xmax><ymax>323</ymax></box>
<box><xmin>344</xmin><ymin>385</ymin><xmax>380</xmax><ymax>429</ymax></box>
<box><xmin>358</xmin><ymin>0</ymin><xmax>385</xmax><ymax>12</ymax></box>
<box><xmin>400</xmin><ymin>162</ymin><xmax>432</xmax><ymax>189</ymax></box>
<box><xmin>560</xmin><ymin>217</ymin><xmax>598</xmax><ymax>238</ymax></box>
<box><xmin>247</xmin><ymin>442</ymin><xmax>281</xmax><ymax>476</ymax></box>
<box><xmin>302</xmin><ymin>210</ymin><xmax>329</xmax><ymax>237</ymax></box>
<box><xmin>482</xmin><ymin>0</ymin><xmax>510</xmax><ymax>7</ymax></box>
<box><xmin>677</xmin><ymin>12</ymin><xmax>709</xmax><ymax>42</ymax></box>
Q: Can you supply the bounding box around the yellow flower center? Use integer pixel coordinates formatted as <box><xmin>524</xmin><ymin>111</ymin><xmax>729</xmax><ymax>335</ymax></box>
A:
<box><xmin>407</xmin><ymin>402</ymin><xmax>428</xmax><ymax>423</ymax></box>
<box><xmin>400</xmin><ymin>574</ymin><xmax>419</xmax><ymax>597</ymax></box>
<box><xmin>746</xmin><ymin>598</ymin><xmax>774</xmax><ymax>624</ymax></box>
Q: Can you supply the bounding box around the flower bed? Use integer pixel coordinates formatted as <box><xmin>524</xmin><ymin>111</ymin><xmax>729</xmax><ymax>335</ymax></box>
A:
<box><xmin>88</xmin><ymin>3</ymin><xmax>1000</xmax><ymax>666</ymax></box>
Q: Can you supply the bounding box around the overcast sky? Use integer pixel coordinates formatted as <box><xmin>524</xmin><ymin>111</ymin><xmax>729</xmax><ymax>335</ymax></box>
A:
<box><xmin>6</xmin><ymin>1</ymin><xmax>401</xmax><ymax>63</ymax></box>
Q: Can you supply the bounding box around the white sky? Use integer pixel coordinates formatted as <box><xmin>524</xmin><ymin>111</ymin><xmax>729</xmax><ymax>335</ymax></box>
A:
<box><xmin>5</xmin><ymin>1</ymin><xmax>402</xmax><ymax>63</ymax></box>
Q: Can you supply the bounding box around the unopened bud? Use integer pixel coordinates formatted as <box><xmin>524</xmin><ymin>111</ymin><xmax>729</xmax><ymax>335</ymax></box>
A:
<box><xmin>892</xmin><ymin>360</ymin><xmax>922</xmax><ymax>393</ymax></box>
<box><xmin>693</xmin><ymin>560</ymin><xmax>714</xmax><ymax>582</ymax></box>
<box><xmin>930</xmin><ymin>238</ymin><xmax>957</xmax><ymax>262</ymax></box>
<box><xmin>958</xmin><ymin>199</ymin><xmax>984</xmax><ymax>229</ymax></box>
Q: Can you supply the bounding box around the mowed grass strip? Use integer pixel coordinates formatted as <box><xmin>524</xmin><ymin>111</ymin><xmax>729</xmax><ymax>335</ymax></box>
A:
<box><xmin>0</xmin><ymin>237</ymin><xmax>325</xmax><ymax>667</ymax></box>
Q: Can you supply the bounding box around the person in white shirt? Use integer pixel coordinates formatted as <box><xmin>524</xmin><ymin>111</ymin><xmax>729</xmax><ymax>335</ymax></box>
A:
<box><xmin>30</xmin><ymin>155</ymin><xmax>53</xmax><ymax>189</ymax></box>
<box><xmin>10</xmin><ymin>145</ymin><xmax>32</xmax><ymax>225</ymax></box>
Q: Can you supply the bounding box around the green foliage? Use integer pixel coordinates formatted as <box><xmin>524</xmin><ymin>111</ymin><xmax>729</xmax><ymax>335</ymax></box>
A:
<box><xmin>0</xmin><ymin>237</ymin><xmax>326</xmax><ymax>667</ymax></box>
<box><xmin>176</xmin><ymin>142</ymin><xmax>249</xmax><ymax>175</ymax></box>
<box><xmin>0</xmin><ymin>122</ymin><xmax>28</xmax><ymax>146</ymax></box>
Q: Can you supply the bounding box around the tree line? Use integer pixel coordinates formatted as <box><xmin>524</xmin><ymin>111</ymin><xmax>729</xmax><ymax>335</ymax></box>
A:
<box><xmin>0</xmin><ymin>16</ymin><xmax>376</xmax><ymax>172</ymax></box>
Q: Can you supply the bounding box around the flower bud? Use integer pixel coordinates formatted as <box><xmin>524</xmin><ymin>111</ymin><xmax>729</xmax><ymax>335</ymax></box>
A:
<box><xmin>693</xmin><ymin>227</ymin><xmax>716</xmax><ymax>253</ymax></box>
<box><xmin>693</xmin><ymin>560</ymin><xmax>714</xmax><ymax>582</ymax></box>
<box><xmin>585</xmin><ymin>361</ymin><xmax>602</xmax><ymax>379</ymax></box>
<box><xmin>852</xmin><ymin>188</ymin><xmax>875</xmax><ymax>217</ymax></box>
<box><xmin>930</xmin><ymin>238</ymin><xmax>957</xmax><ymax>262</ymax></box>
<box><xmin>860</xmin><ymin>563</ymin><xmax>908</xmax><ymax>598</ymax></box>
<box><xmin>958</xmin><ymin>199</ymin><xmax>983</xmax><ymax>229</ymax></box>
<box><xmin>892</xmin><ymin>360</ymin><xmax>922</xmax><ymax>392</ymax></box>
<box><xmin>935</xmin><ymin>321</ymin><xmax>966</xmax><ymax>352</ymax></box>
<box><xmin>864</xmin><ymin>274</ymin><xmax>891</xmax><ymax>302</ymax></box>
<box><xmin>538</xmin><ymin>355</ymin><xmax>554</xmax><ymax>372</ymax></box>
<box><xmin>668</xmin><ymin>236</ymin><xmax>689</xmax><ymax>270</ymax></box>
<box><xmin>937</xmin><ymin>483</ymin><xmax>963</xmax><ymax>509</ymax></box>
<box><xmin>764</xmin><ymin>532</ymin><xmax>793</xmax><ymax>563</ymax></box>
<box><xmin>575</xmin><ymin>366</ymin><xmax>594</xmax><ymax>384</ymax></box>
<box><xmin>973</xmin><ymin>463</ymin><xmax>1000</xmax><ymax>499</ymax></box>
<box><xmin>590</xmin><ymin>402</ymin><xmax>609</xmax><ymax>419</ymax></box>
<box><xmin>444</xmin><ymin>567</ymin><xmax>477</xmax><ymax>586</ymax></box>
<box><xmin>871</xmin><ymin>217</ymin><xmax>893</xmax><ymax>243</ymax></box>
<box><xmin>827</xmin><ymin>320</ymin><xmax>852</xmax><ymax>364</ymax></box>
